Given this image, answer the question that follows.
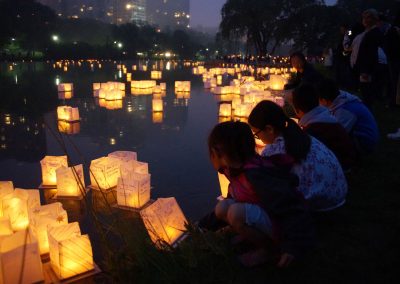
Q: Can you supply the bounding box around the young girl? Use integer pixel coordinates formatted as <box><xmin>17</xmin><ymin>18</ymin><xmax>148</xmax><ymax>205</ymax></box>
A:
<box><xmin>248</xmin><ymin>100</ymin><xmax>348</xmax><ymax>212</ymax></box>
<box><xmin>209</xmin><ymin>121</ymin><xmax>314</xmax><ymax>267</ymax></box>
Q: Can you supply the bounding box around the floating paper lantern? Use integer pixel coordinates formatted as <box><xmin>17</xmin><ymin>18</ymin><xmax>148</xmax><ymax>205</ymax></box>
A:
<box><xmin>151</xmin><ymin>71</ymin><xmax>162</xmax><ymax>80</ymax></box>
<box><xmin>58</xmin><ymin>83</ymin><xmax>73</xmax><ymax>92</ymax></box>
<box><xmin>56</xmin><ymin>165</ymin><xmax>85</xmax><ymax>198</ymax></box>
<box><xmin>117</xmin><ymin>173</ymin><xmax>151</xmax><ymax>209</ymax></box>
<box><xmin>217</xmin><ymin>75</ymin><xmax>223</xmax><ymax>85</ymax></box>
<box><xmin>131</xmin><ymin>88</ymin><xmax>153</xmax><ymax>96</ymax></box>
<box><xmin>152</xmin><ymin>99</ymin><xmax>163</xmax><ymax>112</ymax></box>
<box><xmin>30</xmin><ymin>202</ymin><xmax>68</xmax><ymax>254</ymax></box>
<box><xmin>126</xmin><ymin>73</ymin><xmax>132</xmax><ymax>81</ymax></box>
<box><xmin>57</xmin><ymin>106</ymin><xmax>80</xmax><ymax>122</ymax></box>
<box><xmin>219</xmin><ymin>104</ymin><xmax>232</xmax><ymax>117</ymax></box>
<box><xmin>2</xmin><ymin>191</ymin><xmax>29</xmax><ymax>231</ymax></box>
<box><xmin>40</xmin><ymin>155</ymin><xmax>68</xmax><ymax>186</ymax></box>
<box><xmin>93</xmin><ymin>83</ymin><xmax>101</xmax><ymax>91</ymax></box>
<box><xmin>160</xmin><ymin>83</ymin><xmax>167</xmax><ymax>91</ymax></box>
<box><xmin>152</xmin><ymin>112</ymin><xmax>163</xmax><ymax>124</ymax></box>
<box><xmin>269</xmin><ymin>74</ymin><xmax>288</xmax><ymax>91</ymax></box>
<box><xmin>218</xmin><ymin>173</ymin><xmax>229</xmax><ymax>199</ymax></box>
<box><xmin>108</xmin><ymin>151</ymin><xmax>138</xmax><ymax>175</ymax></box>
<box><xmin>0</xmin><ymin>230</ymin><xmax>44</xmax><ymax>284</ymax></box>
<box><xmin>175</xmin><ymin>81</ymin><xmax>191</xmax><ymax>93</ymax></box>
<box><xmin>140</xmin><ymin>197</ymin><xmax>187</xmax><ymax>247</ymax></box>
<box><xmin>99</xmin><ymin>99</ymin><xmax>123</xmax><ymax>110</ymax></box>
<box><xmin>48</xmin><ymin>222</ymin><xmax>94</xmax><ymax>280</ymax></box>
<box><xmin>131</xmin><ymin>80</ymin><xmax>157</xmax><ymax>89</ymax></box>
<box><xmin>0</xmin><ymin>181</ymin><xmax>14</xmax><ymax>217</ymax></box>
<box><xmin>176</xmin><ymin>92</ymin><xmax>190</xmax><ymax>99</ymax></box>
<box><xmin>233</xmin><ymin>103</ymin><xmax>253</xmax><ymax>118</ymax></box>
<box><xmin>90</xmin><ymin>157</ymin><xmax>120</xmax><ymax>190</ymax></box>
<box><xmin>58</xmin><ymin>121</ymin><xmax>80</xmax><ymax>135</ymax></box>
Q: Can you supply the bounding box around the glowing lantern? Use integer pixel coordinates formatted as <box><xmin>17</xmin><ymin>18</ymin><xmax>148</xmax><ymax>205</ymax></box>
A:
<box><xmin>0</xmin><ymin>217</ymin><xmax>13</xmax><ymax>237</ymax></box>
<box><xmin>176</xmin><ymin>92</ymin><xmax>190</xmax><ymax>99</ymax></box>
<box><xmin>175</xmin><ymin>81</ymin><xmax>191</xmax><ymax>93</ymax></box>
<box><xmin>117</xmin><ymin>173</ymin><xmax>151</xmax><ymax>209</ymax></box>
<box><xmin>30</xmin><ymin>202</ymin><xmax>68</xmax><ymax>255</ymax></box>
<box><xmin>58</xmin><ymin>83</ymin><xmax>73</xmax><ymax>92</ymax></box>
<box><xmin>40</xmin><ymin>155</ymin><xmax>68</xmax><ymax>186</ymax></box>
<box><xmin>93</xmin><ymin>83</ymin><xmax>101</xmax><ymax>91</ymax></box>
<box><xmin>127</xmin><ymin>73</ymin><xmax>132</xmax><ymax>81</ymax></box>
<box><xmin>160</xmin><ymin>83</ymin><xmax>166</xmax><ymax>91</ymax></box>
<box><xmin>58</xmin><ymin>91</ymin><xmax>73</xmax><ymax>100</ymax></box>
<box><xmin>269</xmin><ymin>74</ymin><xmax>288</xmax><ymax>91</ymax></box>
<box><xmin>89</xmin><ymin>157</ymin><xmax>120</xmax><ymax>190</ymax></box>
<box><xmin>218</xmin><ymin>173</ymin><xmax>229</xmax><ymax>199</ymax></box>
<box><xmin>152</xmin><ymin>99</ymin><xmax>163</xmax><ymax>112</ymax></box>
<box><xmin>233</xmin><ymin>103</ymin><xmax>253</xmax><ymax>118</ymax></box>
<box><xmin>153</xmin><ymin>85</ymin><xmax>162</xmax><ymax>94</ymax></box>
<box><xmin>48</xmin><ymin>222</ymin><xmax>94</xmax><ymax>280</ymax></box>
<box><xmin>151</xmin><ymin>71</ymin><xmax>162</xmax><ymax>80</ymax></box>
<box><xmin>217</xmin><ymin>75</ymin><xmax>222</xmax><ymax>85</ymax></box>
<box><xmin>108</xmin><ymin>151</ymin><xmax>138</xmax><ymax>175</ymax></box>
<box><xmin>141</xmin><ymin>65</ymin><xmax>148</xmax><ymax>72</ymax></box>
<box><xmin>131</xmin><ymin>80</ymin><xmax>157</xmax><ymax>89</ymax></box>
<box><xmin>140</xmin><ymin>197</ymin><xmax>187</xmax><ymax>247</ymax></box>
<box><xmin>58</xmin><ymin>121</ymin><xmax>80</xmax><ymax>135</ymax></box>
<box><xmin>57</xmin><ymin>106</ymin><xmax>80</xmax><ymax>122</ymax></box>
<box><xmin>219</xmin><ymin>104</ymin><xmax>232</xmax><ymax>117</ymax></box>
<box><xmin>2</xmin><ymin>191</ymin><xmax>29</xmax><ymax>231</ymax></box>
<box><xmin>152</xmin><ymin>112</ymin><xmax>163</xmax><ymax>124</ymax></box>
<box><xmin>0</xmin><ymin>181</ymin><xmax>14</xmax><ymax>217</ymax></box>
<box><xmin>0</xmin><ymin>230</ymin><xmax>44</xmax><ymax>284</ymax></box>
<box><xmin>56</xmin><ymin>164</ymin><xmax>85</xmax><ymax>198</ymax></box>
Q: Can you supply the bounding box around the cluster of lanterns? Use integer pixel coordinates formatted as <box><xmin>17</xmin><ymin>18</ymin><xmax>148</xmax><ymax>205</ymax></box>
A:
<box><xmin>0</xmin><ymin>179</ymin><xmax>94</xmax><ymax>283</ymax></box>
<box><xmin>93</xmin><ymin>82</ymin><xmax>126</xmax><ymax>101</ymax></box>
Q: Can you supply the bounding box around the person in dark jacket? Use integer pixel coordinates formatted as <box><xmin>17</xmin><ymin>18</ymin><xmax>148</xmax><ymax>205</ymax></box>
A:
<box><xmin>208</xmin><ymin>121</ymin><xmax>315</xmax><ymax>267</ymax></box>
<box><xmin>354</xmin><ymin>9</ymin><xmax>384</xmax><ymax>108</ymax></box>
<box><xmin>317</xmin><ymin>78</ymin><xmax>379</xmax><ymax>155</ymax></box>
<box><xmin>292</xmin><ymin>84</ymin><xmax>356</xmax><ymax>171</ymax></box>
<box><xmin>285</xmin><ymin>52</ymin><xmax>325</xmax><ymax>90</ymax></box>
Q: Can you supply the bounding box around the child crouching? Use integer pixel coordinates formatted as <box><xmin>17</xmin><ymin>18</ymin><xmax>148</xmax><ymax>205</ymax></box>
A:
<box><xmin>208</xmin><ymin>121</ymin><xmax>315</xmax><ymax>267</ymax></box>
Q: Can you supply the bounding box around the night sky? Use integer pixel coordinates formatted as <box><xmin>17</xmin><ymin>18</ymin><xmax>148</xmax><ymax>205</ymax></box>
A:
<box><xmin>190</xmin><ymin>0</ymin><xmax>338</xmax><ymax>28</ymax></box>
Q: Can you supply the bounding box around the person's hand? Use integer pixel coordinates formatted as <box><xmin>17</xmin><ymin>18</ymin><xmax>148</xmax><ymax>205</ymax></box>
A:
<box><xmin>277</xmin><ymin>253</ymin><xmax>295</xmax><ymax>268</ymax></box>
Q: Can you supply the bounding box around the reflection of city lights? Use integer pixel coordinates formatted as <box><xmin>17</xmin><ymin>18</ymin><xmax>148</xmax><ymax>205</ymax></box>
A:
<box><xmin>119</xmin><ymin>131</ymin><xmax>124</xmax><ymax>137</ymax></box>
<box><xmin>5</xmin><ymin>115</ymin><xmax>11</xmax><ymax>125</ymax></box>
<box><xmin>166</xmin><ymin>61</ymin><xmax>171</xmax><ymax>71</ymax></box>
<box><xmin>34</xmin><ymin>130</ymin><xmax>39</xmax><ymax>135</ymax></box>
<box><xmin>165</xmin><ymin>52</ymin><xmax>171</xmax><ymax>58</ymax></box>
<box><xmin>109</xmin><ymin>138</ymin><xmax>116</xmax><ymax>145</ymax></box>
<box><xmin>19</xmin><ymin>117</ymin><xmax>25</xmax><ymax>123</ymax></box>
<box><xmin>55</xmin><ymin>77</ymin><xmax>60</xmax><ymax>85</ymax></box>
<box><xmin>127</xmin><ymin>106</ymin><xmax>133</xmax><ymax>113</ymax></box>
<box><xmin>126</xmin><ymin>4</ymin><xmax>132</xmax><ymax>9</ymax></box>
<box><xmin>0</xmin><ymin>144</ymin><xmax>6</xmax><ymax>149</ymax></box>
<box><xmin>15</xmin><ymin>75</ymin><xmax>18</xmax><ymax>84</ymax></box>
<box><xmin>52</xmin><ymin>35</ymin><xmax>59</xmax><ymax>42</ymax></box>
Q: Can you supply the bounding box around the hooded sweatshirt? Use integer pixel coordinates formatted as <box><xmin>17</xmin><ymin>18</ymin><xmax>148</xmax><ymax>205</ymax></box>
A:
<box><xmin>299</xmin><ymin>106</ymin><xmax>356</xmax><ymax>170</ymax></box>
<box><xmin>329</xmin><ymin>90</ymin><xmax>379</xmax><ymax>153</ymax></box>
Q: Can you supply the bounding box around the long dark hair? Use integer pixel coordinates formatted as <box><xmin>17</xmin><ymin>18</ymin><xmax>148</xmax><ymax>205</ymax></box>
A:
<box><xmin>248</xmin><ymin>100</ymin><xmax>311</xmax><ymax>162</ymax></box>
<box><xmin>208</xmin><ymin>121</ymin><xmax>256</xmax><ymax>167</ymax></box>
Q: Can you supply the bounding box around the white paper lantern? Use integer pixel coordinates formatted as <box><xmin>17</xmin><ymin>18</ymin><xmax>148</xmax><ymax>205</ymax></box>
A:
<box><xmin>0</xmin><ymin>230</ymin><xmax>44</xmax><ymax>284</ymax></box>
<box><xmin>48</xmin><ymin>222</ymin><xmax>94</xmax><ymax>279</ymax></box>
<box><xmin>219</xmin><ymin>104</ymin><xmax>232</xmax><ymax>117</ymax></box>
<box><xmin>30</xmin><ymin>202</ymin><xmax>68</xmax><ymax>255</ymax></box>
<box><xmin>58</xmin><ymin>83</ymin><xmax>73</xmax><ymax>92</ymax></box>
<box><xmin>0</xmin><ymin>217</ymin><xmax>13</xmax><ymax>237</ymax></box>
<box><xmin>0</xmin><ymin>181</ymin><xmax>14</xmax><ymax>217</ymax></box>
<box><xmin>56</xmin><ymin>164</ymin><xmax>85</xmax><ymax>198</ymax></box>
<box><xmin>40</xmin><ymin>155</ymin><xmax>68</xmax><ymax>186</ymax></box>
<box><xmin>117</xmin><ymin>173</ymin><xmax>151</xmax><ymax>209</ymax></box>
<box><xmin>89</xmin><ymin>157</ymin><xmax>120</xmax><ymax>190</ymax></box>
<box><xmin>140</xmin><ymin>197</ymin><xmax>187</xmax><ymax>247</ymax></box>
<box><xmin>57</xmin><ymin>106</ymin><xmax>80</xmax><ymax>122</ymax></box>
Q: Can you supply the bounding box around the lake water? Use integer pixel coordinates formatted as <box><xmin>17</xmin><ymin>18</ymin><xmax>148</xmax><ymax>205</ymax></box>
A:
<box><xmin>0</xmin><ymin>60</ymin><xmax>222</xmax><ymax>222</ymax></box>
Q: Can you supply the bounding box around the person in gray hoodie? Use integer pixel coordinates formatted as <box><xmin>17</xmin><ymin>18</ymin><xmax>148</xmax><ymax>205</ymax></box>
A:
<box><xmin>292</xmin><ymin>84</ymin><xmax>356</xmax><ymax>170</ymax></box>
<box><xmin>317</xmin><ymin>79</ymin><xmax>379</xmax><ymax>155</ymax></box>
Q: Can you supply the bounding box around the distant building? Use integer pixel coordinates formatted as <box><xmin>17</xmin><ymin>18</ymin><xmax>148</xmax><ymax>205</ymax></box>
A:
<box><xmin>37</xmin><ymin>0</ymin><xmax>146</xmax><ymax>25</ymax></box>
<box><xmin>147</xmin><ymin>0</ymin><xmax>190</xmax><ymax>31</ymax></box>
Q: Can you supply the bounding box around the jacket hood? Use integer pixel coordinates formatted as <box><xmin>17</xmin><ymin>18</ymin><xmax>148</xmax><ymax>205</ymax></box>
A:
<box><xmin>330</xmin><ymin>90</ymin><xmax>362</xmax><ymax>111</ymax></box>
<box><xmin>299</xmin><ymin>106</ymin><xmax>337</xmax><ymax>127</ymax></box>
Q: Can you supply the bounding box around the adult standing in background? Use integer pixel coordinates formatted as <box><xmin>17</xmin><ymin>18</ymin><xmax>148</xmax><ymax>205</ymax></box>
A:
<box><xmin>354</xmin><ymin>9</ymin><xmax>384</xmax><ymax>109</ymax></box>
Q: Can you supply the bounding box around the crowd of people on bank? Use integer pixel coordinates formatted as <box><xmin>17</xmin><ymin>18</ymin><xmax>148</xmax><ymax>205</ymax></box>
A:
<box><xmin>200</xmin><ymin>8</ymin><xmax>399</xmax><ymax>268</ymax></box>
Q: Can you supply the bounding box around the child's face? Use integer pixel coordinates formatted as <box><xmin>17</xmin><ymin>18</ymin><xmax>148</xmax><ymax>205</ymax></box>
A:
<box><xmin>210</xmin><ymin>148</ymin><xmax>226</xmax><ymax>170</ymax></box>
<box><xmin>251</xmin><ymin>125</ymin><xmax>276</xmax><ymax>145</ymax></box>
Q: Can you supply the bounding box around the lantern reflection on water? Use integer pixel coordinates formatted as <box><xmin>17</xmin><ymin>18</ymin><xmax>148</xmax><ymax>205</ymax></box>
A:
<box><xmin>58</xmin><ymin>121</ymin><xmax>80</xmax><ymax>135</ymax></box>
<box><xmin>152</xmin><ymin>112</ymin><xmax>163</xmax><ymax>124</ymax></box>
<box><xmin>56</xmin><ymin>165</ymin><xmax>85</xmax><ymax>198</ymax></box>
<box><xmin>40</xmin><ymin>155</ymin><xmax>68</xmax><ymax>186</ymax></box>
<box><xmin>57</xmin><ymin>106</ymin><xmax>80</xmax><ymax>122</ymax></box>
<box><xmin>30</xmin><ymin>202</ymin><xmax>68</xmax><ymax>255</ymax></box>
<box><xmin>152</xmin><ymin>99</ymin><xmax>163</xmax><ymax>112</ymax></box>
<box><xmin>57</xmin><ymin>83</ymin><xmax>73</xmax><ymax>92</ymax></box>
<box><xmin>90</xmin><ymin>157</ymin><xmax>120</xmax><ymax>190</ymax></box>
<box><xmin>48</xmin><ymin>222</ymin><xmax>94</xmax><ymax>280</ymax></box>
<box><xmin>58</xmin><ymin>91</ymin><xmax>73</xmax><ymax>100</ymax></box>
<box><xmin>0</xmin><ymin>230</ymin><xmax>44</xmax><ymax>284</ymax></box>
<box><xmin>140</xmin><ymin>197</ymin><xmax>187</xmax><ymax>247</ymax></box>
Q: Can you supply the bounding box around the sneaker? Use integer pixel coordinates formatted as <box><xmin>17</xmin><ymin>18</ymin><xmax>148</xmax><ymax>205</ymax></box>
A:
<box><xmin>387</xmin><ymin>128</ymin><xmax>400</xmax><ymax>140</ymax></box>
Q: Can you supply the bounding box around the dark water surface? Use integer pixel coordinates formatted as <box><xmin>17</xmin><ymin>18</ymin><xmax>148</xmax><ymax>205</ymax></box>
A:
<box><xmin>0</xmin><ymin>61</ymin><xmax>221</xmax><ymax>226</ymax></box>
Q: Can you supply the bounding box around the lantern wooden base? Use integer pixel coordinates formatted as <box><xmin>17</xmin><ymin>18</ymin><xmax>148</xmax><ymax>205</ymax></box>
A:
<box><xmin>52</xmin><ymin>187</ymin><xmax>91</xmax><ymax>201</ymax></box>
<box><xmin>112</xmin><ymin>199</ymin><xmax>154</xmax><ymax>212</ymax></box>
<box><xmin>57</xmin><ymin>118</ymin><xmax>81</xmax><ymax>123</ymax></box>
<box><xmin>39</xmin><ymin>183</ymin><xmax>58</xmax><ymax>190</ymax></box>
<box><xmin>42</xmin><ymin>262</ymin><xmax>101</xmax><ymax>284</ymax></box>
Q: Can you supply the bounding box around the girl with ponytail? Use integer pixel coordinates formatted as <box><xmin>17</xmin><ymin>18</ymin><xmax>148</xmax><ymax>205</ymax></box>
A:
<box><xmin>248</xmin><ymin>100</ymin><xmax>347</xmax><ymax>212</ymax></box>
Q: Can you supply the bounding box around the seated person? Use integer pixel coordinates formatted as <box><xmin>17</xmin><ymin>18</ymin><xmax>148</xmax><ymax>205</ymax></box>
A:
<box><xmin>284</xmin><ymin>52</ymin><xmax>325</xmax><ymax>90</ymax></box>
<box><xmin>248</xmin><ymin>100</ymin><xmax>348</xmax><ymax>212</ymax></box>
<box><xmin>292</xmin><ymin>83</ymin><xmax>356</xmax><ymax>171</ymax></box>
<box><xmin>317</xmin><ymin>78</ymin><xmax>379</xmax><ymax>155</ymax></box>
